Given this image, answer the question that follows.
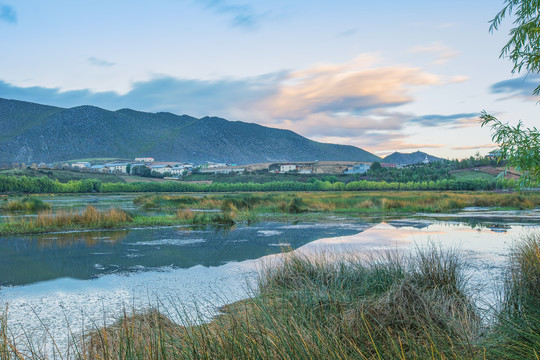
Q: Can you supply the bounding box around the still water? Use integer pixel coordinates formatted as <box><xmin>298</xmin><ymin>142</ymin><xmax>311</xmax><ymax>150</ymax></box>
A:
<box><xmin>0</xmin><ymin>196</ymin><xmax>538</xmax><ymax>355</ymax></box>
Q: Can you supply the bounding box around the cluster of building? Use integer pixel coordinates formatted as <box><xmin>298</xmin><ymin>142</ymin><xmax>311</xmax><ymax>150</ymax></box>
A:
<box><xmin>70</xmin><ymin>157</ymin><xmax>195</xmax><ymax>177</ymax></box>
<box><xmin>267</xmin><ymin>156</ymin><xmax>431</xmax><ymax>175</ymax></box>
<box><xmin>2</xmin><ymin>154</ymin><xmax>440</xmax><ymax>176</ymax></box>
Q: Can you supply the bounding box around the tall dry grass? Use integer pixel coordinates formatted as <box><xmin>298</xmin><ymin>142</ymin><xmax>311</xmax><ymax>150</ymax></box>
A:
<box><xmin>81</xmin><ymin>245</ymin><xmax>485</xmax><ymax>359</ymax></box>
<box><xmin>487</xmin><ymin>232</ymin><xmax>540</xmax><ymax>359</ymax></box>
<box><xmin>33</xmin><ymin>206</ymin><xmax>132</xmax><ymax>229</ymax></box>
<box><xmin>134</xmin><ymin>191</ymin><xmax>540</xmax><ymax>215</ymax></box>
<box><xmin>0</xmin><ymin>197</ymin><xmax>51</xmax><ymax>211</ymax></box>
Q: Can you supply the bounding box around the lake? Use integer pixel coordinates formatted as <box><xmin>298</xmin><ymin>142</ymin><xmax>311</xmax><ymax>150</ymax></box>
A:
<box><xmin>0</xmin><ymin>194</ymin><xmax>538</xmax><ymax>356</ymax></box>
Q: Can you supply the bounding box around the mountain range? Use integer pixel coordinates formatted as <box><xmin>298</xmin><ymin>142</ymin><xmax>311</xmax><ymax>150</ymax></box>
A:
<box><xmin>383</xmin><ymin>151</ymin><xmax>444</xmax><ymax>165</ymax></box>
<box><xmin>0</xmin><ymin>98</ymin><xmax>381</xmax><ymax>165</ymax></box>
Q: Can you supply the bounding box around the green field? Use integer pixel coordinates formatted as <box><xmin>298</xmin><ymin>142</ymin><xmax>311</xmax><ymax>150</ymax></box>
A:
<box><xmin>451</xmin><ymin>170</ymin><xmax>497</xmax><ymax>181</ymax></box>
<box><xmin>0</xmin><ymin>168</ymin><xmax>126</xmax><ymax>183</ymax></box>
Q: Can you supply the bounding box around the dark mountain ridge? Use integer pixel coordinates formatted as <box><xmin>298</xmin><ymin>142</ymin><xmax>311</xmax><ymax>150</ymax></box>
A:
<box><xmin>0</xmin><ymin>98</ymin><xmax>381</xmax><ymax>164</ymax></box>
<box><xmin>383</xmin><ymin>151</ymin><xmax>444</xmax><ymax>165</ymax></box>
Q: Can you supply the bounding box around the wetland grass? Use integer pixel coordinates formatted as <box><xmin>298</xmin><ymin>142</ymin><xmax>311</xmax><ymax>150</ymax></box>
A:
<box><xmin>80</xmin><ymin>245</ymin><xmax>485</xmax><ymax>359</ymax></box>
<box><xmin>487</xmin><ymin>232</ymin><xmax>540</xmax><ymax>359</ymax></box>
<box><xmin>0</xmin><ymin>197</ymin><xmax>51</xmax><ymax>211</ymax></box>
<box><xmin>0</xmin><ymin>205</ymin><xmax>134</xmax><ymax>235</ymax></box>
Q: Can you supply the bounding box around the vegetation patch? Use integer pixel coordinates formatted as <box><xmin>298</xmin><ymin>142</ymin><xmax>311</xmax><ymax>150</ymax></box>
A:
<box><xmin>0</xmin><ymin>197</ymin><xmax>51</xmax><ymax>211</ymax></box>
<box><xmin>134</xmin><ymin>191</ymin><xmax>540</xmax><ymax>215</ymax></box>
<box><xmin>80</xmin><ymin>244</ymin><xmax>487</xmax><ymax>359</ymax></box>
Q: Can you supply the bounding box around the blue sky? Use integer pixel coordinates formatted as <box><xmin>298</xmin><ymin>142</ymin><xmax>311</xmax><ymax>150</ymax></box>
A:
<box><xmin>0</xmin><ymin>0</ymin><xmax>538</xmax><ymax>159</ymax></box>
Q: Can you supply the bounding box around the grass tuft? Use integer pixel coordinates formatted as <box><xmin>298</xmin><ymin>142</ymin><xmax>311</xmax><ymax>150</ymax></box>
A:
<box><xmin>0</xmin><ymin>197</ymin><xmax>51</xmax><ymax>211</ymax></box>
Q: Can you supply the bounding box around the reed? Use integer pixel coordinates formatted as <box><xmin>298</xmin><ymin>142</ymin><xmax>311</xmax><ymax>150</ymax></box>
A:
<box><xmin>82</xmin><ymin>245</ymin><xmax>485</xmax><ymax>359</ymax></box>
<box><xmin>487</xmin><ymin>232</ymin><xmax>540</xmax><ymax>359</ymax></box>
<box><xmin>133</xmin><ymin>191</ymin><xmax>540</xmax><ymax>215</ymax></box>
<box><xmin>0</xmin><ymin>206</ymin><xmax>134</xmax><ymax>235</ymax></box>
<box><xmin>0</xmin><ymin>197</ymin><xmax>51</xmax><ymax>211</ymax></box>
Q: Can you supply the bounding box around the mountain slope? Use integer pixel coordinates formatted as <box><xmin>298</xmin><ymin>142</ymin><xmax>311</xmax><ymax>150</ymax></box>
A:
<box><xmin>0</xmin><ymin>98</ymin><xmax>381</xmax><ymax>164</ymax></box>
<box><xmin>383</xmin><ymin>151</ymin><xmax>444</xmax><ymax>165</ymax></box>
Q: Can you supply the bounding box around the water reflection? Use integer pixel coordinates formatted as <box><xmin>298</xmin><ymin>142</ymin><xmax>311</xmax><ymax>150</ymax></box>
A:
<box><xmin>36</xmin><ymin>229</ymin><xmax>130</xmax><ymax>248</ymax></box>
<box><xmin>0</xmin><ymin>222</ymin><xmax>373</xmax><ymax>287</ymax></box>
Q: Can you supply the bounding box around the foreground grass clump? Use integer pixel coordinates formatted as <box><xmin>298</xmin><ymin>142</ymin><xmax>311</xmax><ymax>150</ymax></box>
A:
<box><xmin>488</xmin><ymin>232</ymin><xmax>540</xmax><ymax>359</ymax></box>
<box><xmin>0</xmin><ymin>197</ymin><xmax>51</xmax><ymax>211</ymax></box>
<box><xmin>83</xmin><ymin>246</ymin><xmax>484</xmax><ymax>359</ymax></box>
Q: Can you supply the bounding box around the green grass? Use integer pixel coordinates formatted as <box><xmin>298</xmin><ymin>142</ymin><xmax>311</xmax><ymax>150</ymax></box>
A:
<box><xmin>452</xmin><ymin>170</ymin><xmax>497</xmax><ymax>181</ymax></box>
<box><xmin>0</xmin><ymin>168</ymin><xmax>125</xmax><ymax>183</ymax></box>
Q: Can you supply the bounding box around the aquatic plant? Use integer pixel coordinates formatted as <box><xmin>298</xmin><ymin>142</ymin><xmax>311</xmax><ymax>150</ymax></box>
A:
<box><xmin>0</xmin><ymin>197</ymin><xmax>51</xmax><ymax>211</ymax></box>
<box><xmin>134</xmin><ymin>191</ymin><xmax>540</xmax><ymax>215</ymax></box>
<box><xmin>81</xmin><ymin>245</ymin><xmax>484</xmax><ymax>359</ymax></box>
<box><xmin>487</xmin><ymin>232</ymin><xmax>540</xmax><ymax>359</ymax></box>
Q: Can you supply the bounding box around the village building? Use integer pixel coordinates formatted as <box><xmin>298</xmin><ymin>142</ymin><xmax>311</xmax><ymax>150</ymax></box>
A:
<box><xmin>201</xmin><ymin>167</ymin><xmax>245</xmax><ymax>174</ymax></box>
<box><xmin>90</xmin><ymin>165</ymin><xmax>108</xmax><ymax>173</ymax></box>
<box><xmin>279</xmin><ymin>164</ymin><xmax>298</xmax><ymax>173</ymax></box>
<box><xmin>344</xmin><ymin>163</ymin><xmax>371</xmax><ymax>174</ymax></box>
<box><xmin>135</xmin><ymin>157</ymin><xmax>154</xmax><ymax>163</ymax></box>
<box><xmin>104</xmin><ymin>163</ymin><xmax>130</xmax><ymax>174</ymax></box>
<box><xmin>206</xmin><ymin>162</ymin><xmax>228</xmax><ymax>169</ymax></box>
<box><xmin>72</xmin><ymin>162</ymin><xmax>91</xmax><ymax>169</ymax></box>
<box><xmin>150</xmin><ymin>164</ymin><xmax>173</xmax><ymax>174</ymax></box>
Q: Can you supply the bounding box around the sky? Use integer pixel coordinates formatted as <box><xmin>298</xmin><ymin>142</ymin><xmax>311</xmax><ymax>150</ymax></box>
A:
<box><xmin>0</xmin><ymin>0</ymin><xmax>538</xmax><ymax>159</ymax></box>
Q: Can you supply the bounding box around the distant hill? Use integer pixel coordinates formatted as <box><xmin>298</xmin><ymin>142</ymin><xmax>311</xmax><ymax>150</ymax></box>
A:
<box><xmin>383</xmin><ymin>151</ymin><xmax>444</xmax><ymax>165</ymax></box>
<box><xmin>0</xmin><ymin>98</ymin><xmax>381</xmax><ymax>165</ymax></box>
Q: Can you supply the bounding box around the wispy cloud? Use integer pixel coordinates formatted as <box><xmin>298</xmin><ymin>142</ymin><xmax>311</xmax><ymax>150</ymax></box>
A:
<box><xmin>409</xmin><ymin>42</ymin><xmax>459</xmax><ymax>64</ymax></box>
<box><xmin>0</xmin><ymin>3</ymin><xmax>16</xmax><ymax>24</ymax></box>
<box><xmin>87</xmin><ymin>57</ymin><xmax>115</xmax><ymax>67</ymax></box>
<box><xmin>451</xmin><ymin>144</ymin><xmax>496</xmax><ymax>150</ymax></box>
<box><xmin>254</xmin><ymin>55</ymin><xmax>441</xmax><ymax>121</ymax></box>
<box><xmin>409</xmin><ymin>113</ymin><xmax>479</xmax><ymax>127</ymax></box>
<box><xmin>197</xmin><ymin>0</ymin><xmax>265</xmax><ymax>29</ymax></box>
<box><xmin>490</xmin><ymin>75</ymin><xmax>540</xmax><ymax>101</ymax></box>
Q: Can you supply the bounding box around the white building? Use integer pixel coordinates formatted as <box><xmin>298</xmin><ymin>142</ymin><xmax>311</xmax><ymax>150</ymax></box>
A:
<box><xmin>90</xmin><ymin>165</ymin><xmax>108</xmax><ymax>173</ymax></box>
<box><xmin>170</xmin><ymin>167</ymin><xmax>186</xmax><ymax>176</ymax></box>
<box><xmin>207</xmin><ymin>162</ymin><xmax>228</xmax><ymax>168</ymax></box>
<box><xmin>105</xmin><ymin>163</ymin><xmax>130</xmax><ymax>174</ymax></box>
<box><xmin>279</xmin><ymin>164</ymin><xmax>297</xmax><ymax>173</ymax></box>
<box><xmin>135</xmin><ymin>157</ymin><xmax>154</xmax><ymax>163</ymax></box>
<box><xmin>72</xmin><ymin>162</ymin><xmax>91</xmax><ymax>169</ymax></box>
<box><xmin>344</xmin><ymin>163</ymin><xmax>371</xmax><ymax>174</ymax></box>
<box><xmin>150</xmin><ymin>165</ymin><xmax>172</xmax><ymax>174</ymax></box>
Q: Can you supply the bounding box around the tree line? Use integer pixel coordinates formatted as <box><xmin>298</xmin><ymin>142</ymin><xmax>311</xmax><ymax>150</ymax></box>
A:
<box><xmin>0</xmin><ymin>175</ymin><xmax>520</xmax><ymax>194</ymax></box>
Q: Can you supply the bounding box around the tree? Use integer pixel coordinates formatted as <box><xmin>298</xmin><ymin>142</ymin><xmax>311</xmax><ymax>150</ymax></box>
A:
<box><xmin>370</xmin><ymin>161</ymin><xmax>382</xmax><ymax>172</ymax></box>
<box><xmin>489</xmin><ymin>0</ymin><xmax>540</xmax><ymax>94</ymax></box>
<box><xmin>483</xmin><ymin>0</ymin><xmax>540</xmax><ymax>188</ymax></box>
<box><xmin>480</xmin><ymin>111</ymin><xmax>539</xmax><ymax>187</ymax></box>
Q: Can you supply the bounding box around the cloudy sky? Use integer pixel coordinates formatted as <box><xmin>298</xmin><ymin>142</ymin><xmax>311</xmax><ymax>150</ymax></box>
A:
<box><xmin>0</xmin><ymin>0</ymin><xmax>538</xmax><ymax>159</ymax></box>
